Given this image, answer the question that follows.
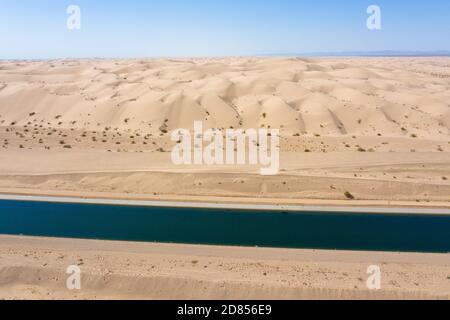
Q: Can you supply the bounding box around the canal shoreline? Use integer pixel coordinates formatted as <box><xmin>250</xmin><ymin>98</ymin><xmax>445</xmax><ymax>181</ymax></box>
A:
<box><xmin>0</xmin><ymin>235</ymin><xmax>449</xmax><ymax>300</ymax></box>
<box><xmin>0</xmin><ymin>192</ymin><xmax>449</xmax><ymax>216</ymax></box>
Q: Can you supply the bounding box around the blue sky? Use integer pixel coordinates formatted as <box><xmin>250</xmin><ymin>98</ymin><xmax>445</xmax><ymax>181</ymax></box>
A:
<box><xmin>1</xmin><ymin>0</ymin><xmax>449</xmax><ymax>59</ymax></box>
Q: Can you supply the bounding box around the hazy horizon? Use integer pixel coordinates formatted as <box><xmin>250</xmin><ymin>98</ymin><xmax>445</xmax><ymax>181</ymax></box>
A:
<box><xmin>2</xmin><ymin>50</ymin><xmax>450</xmax><ymax>62</ymax></box>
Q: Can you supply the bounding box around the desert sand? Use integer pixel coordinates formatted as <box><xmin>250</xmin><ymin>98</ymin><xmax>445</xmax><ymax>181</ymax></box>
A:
<box><xmin>0</xmin><ymin>57</ymin><xmax>449</xmax><ymax>300</ymax></box>
<box><xmin>0</xmin><ymin>57</ymin><xmax>449</xmax><ymax>206</ymax></box>
<box><xmin>0</xmin><ymin>235</ymin><xmax>449</xmax><ymax>300</ymax></box>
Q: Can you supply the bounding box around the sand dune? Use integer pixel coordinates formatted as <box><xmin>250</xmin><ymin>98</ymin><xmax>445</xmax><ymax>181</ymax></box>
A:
<box><xmin>1</xmin><ymin>57</ymin><xmax>449</xmax><ymax>136</ymax></box>
<box><xmin>0</xmin><ymin>57</ymin><xmax>449</xmax><ymax>206</ymax></box>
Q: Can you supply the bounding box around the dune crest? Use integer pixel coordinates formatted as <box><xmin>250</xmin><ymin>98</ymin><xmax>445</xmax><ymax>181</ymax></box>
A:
<box><xmin>1</xmin><ymin>58</ymin><xmax>448</xmax><ymax>138</ymax></box>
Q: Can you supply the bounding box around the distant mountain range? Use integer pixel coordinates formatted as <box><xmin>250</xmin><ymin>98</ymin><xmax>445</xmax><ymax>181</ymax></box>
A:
<box><xmin>262</xmin><ymin>50</ymin><xmax>450</xmax><ymax>57</ymax></box>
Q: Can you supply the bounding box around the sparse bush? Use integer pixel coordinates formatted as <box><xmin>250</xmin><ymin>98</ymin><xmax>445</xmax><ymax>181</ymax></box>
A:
<box><xmin>159</xmin><ymin>125</ymin><xmax>168</xmax><ymax>134</ymax></box>
<box><xmin>344</xmin><ymin>191</ymin><xmax>355</xmax><ymax>200</ymax></box>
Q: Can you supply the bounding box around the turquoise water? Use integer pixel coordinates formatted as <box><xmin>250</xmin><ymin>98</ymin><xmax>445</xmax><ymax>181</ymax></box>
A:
<box><xmin>0</xmin><ymin>199</ymin><xmax>449</xmax><ymax>253</ymax></box>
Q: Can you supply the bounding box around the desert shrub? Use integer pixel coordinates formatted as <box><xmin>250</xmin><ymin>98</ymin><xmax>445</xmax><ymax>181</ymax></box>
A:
<box><xmin>344</xmin><ymin>191</ymin><xmax>355</xmax><ymax>200</ymax></box>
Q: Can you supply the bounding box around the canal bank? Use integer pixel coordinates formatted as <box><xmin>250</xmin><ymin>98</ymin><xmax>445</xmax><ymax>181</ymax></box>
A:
<box><xmin>1</xmin><ymin>235</ymin><xmax>449</xmax><ymax>300</ymax></box>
